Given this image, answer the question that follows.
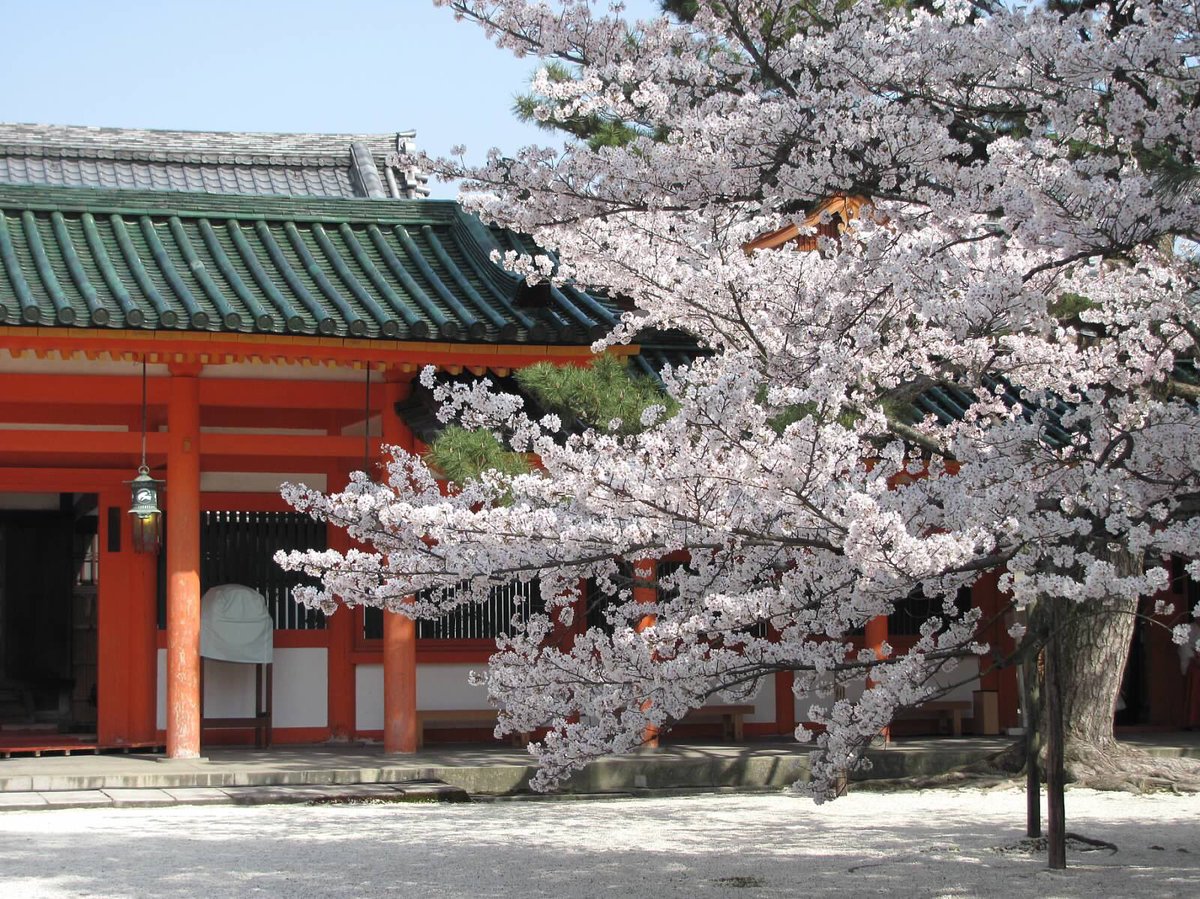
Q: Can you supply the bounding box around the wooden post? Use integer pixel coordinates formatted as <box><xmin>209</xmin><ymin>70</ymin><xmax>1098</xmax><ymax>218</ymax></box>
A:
<box><xmin>166</xmin><ymin>364</ymin><xmax>202</xmax><ymax>758</ymax></box>
<box><xmin>383</xmin><ymin>609</ymin><xmax>418</xmax><ymax>753</ymax></box>
<box><xmin>325</xmin><ymin>463</ymin><xmax>356</xmax><ymax>741</ymax></box>
<box><xmin>1020</xmin><ymin>623</ymin><xmax>1042</xmax><ymax>839</ymax></box>
<box><xmin>1045</xmin><ymin>596</ymin><xmax>1067</xmax><ymax>869</ymax></box>
<box><xmin>380</xmin><ymin>373</ymin><xmax>418</xmax><ymax>753</ymax></box>
<box><xmin>865</xmin><ymin>614</ymin><xmax>890</xmax><ymax>742</ymax></box>
<box><xmin>634</xmin><ymin>558</ymin><xmax>660</xmax><ymax>749</ymax></box>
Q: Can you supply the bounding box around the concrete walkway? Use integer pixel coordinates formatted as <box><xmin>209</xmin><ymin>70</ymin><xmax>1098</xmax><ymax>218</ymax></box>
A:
<box><xmin>0</xmin><ymin>732</ymin><xmax>1194</xmax><ymax>812</ymax></box>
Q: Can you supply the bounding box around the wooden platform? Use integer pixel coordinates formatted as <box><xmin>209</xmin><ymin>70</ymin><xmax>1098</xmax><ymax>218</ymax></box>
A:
<box><xmin>0</xmin><ymin>737</ymin><xmax>163</xmax><ymax>759</ymax></box>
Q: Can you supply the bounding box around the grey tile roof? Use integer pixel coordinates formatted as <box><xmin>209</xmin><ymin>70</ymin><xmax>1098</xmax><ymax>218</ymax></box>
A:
<box><xmin>0</xmin><ymin>123</ymin><xmax>429</xmax><ymax>200</ymax></box>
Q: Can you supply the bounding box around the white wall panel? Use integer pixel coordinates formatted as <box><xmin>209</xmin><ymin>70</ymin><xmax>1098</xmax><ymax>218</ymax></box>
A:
<box><xmin>160</xmin><ymin>648</ymin><xmax>329</xmax><ymax>731</ymax></box>
<box><xmin>156</xmin><ymin>649</ymin><xmax>166</xmax><ymax>730</ymax></box>
<box><xmin>273</xmin><ymin>648</ymin><xmax>327</xmax><ymax>728</ymax></box>
<box><xmin>705</xmin><ymin>677</ymin><xmax>773</xmax><ymax>722</ymax></box>
<box><xmin>356</xmin><ymin>663</ymin><xmax>383</xmax><ymax>731</ymax></box>
<box><xmin>203</xmin><ymin>659</ymin><xmax>256</xmax><ymax>718</ymax></box>
<box><xmin>416</xmin><ymin>663</ymin><xmax>489</xmax><ymax>710</ymax></box>
<box><xmin>794</xmin><ymin>657</ymin><xmax>983</xmax><ymax>722</ymax></box>
<box><xmin>200</xmin><ymin>472</ymin><xmax>326</xmax><ymax>493</ymax></box>
<box><xmin>355</xmin><ymin>662</ymin><xmax>492</xmax><ymax>731</ymax></box>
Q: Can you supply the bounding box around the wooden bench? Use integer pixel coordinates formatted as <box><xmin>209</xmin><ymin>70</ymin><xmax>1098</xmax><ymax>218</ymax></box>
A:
<box><xmin>892</xmin><ymin>700</ymin><xmax>970</xmax><ymax>738</ymax></box>
<box><xmin>416</xmin><ymin>709</ymin><xmax>529</xmax><ymax>749</ymax></box>
<box><xmin>679</xmin><ymin>704</ymin><xmax>756</xmax><ymax>741</ymax></box>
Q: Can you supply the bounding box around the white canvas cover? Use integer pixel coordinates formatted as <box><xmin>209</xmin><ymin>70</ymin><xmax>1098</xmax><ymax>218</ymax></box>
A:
<box><xmin>200</xmin><ymin>584</ymin><xmax>274</xmax><ymax>663</ymax></box>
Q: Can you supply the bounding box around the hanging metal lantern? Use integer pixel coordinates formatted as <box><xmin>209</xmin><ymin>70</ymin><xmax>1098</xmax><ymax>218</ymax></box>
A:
<box><xmin>128</xmin><ymin>358</ymin><xmax>164</xmax><ymax>553</ymax></box>
<box><xmin>128</xmin><ymin>466</ymin><xmax>163</xmax><ymax>553</ymax></box>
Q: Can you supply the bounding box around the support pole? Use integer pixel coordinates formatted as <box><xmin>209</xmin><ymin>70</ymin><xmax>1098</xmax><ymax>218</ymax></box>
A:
<box><xmin>1045</xmin><ymin>596</ymin><xmax>1067</xmax><ymax>869</ymax></box>
<box><xmin>1020</xmin><ymin>649</ymin><xmax>1041</xmax><ymax>839</ymax></box>
<box><xmin>166</xmin><ymin>365</ymin><xmax>202</xmax><ymax>758</ymax></box>
<box><xmin>380</xmin><ymin>372</ymin><xmax>418</xmax><ymax>753</ymax></box>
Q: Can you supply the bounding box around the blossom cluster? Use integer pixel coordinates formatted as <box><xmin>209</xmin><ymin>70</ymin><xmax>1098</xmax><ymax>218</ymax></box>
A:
<box><xmin>281</xmin><ymin>1</ymin><xmax>1200</xmax><ymax>795</ymax></box>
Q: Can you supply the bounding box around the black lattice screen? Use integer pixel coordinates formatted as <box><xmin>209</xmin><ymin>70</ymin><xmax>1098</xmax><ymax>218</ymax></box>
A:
<box><xmin>157</xmin><ymin>510</ymin><xmax>327</xmax><ymax>630</ymax></box>
<box><xmin>363</xmin><ymin>579</ymin><xmax>544</xmax><ymax>640</ymax></box>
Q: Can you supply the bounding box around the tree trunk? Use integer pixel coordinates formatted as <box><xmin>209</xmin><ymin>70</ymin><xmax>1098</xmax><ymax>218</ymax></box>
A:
<box><xmin>1055</xmin><ymin>548</ymin><xmax>1139</xmax><ymax>783</ymax></box>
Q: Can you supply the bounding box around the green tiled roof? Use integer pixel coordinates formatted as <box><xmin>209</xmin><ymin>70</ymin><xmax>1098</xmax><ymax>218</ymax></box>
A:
<box><xmin>0</xmin><ymin>184</ymin><xmax>619</xmax><ymax>344</ymax></box>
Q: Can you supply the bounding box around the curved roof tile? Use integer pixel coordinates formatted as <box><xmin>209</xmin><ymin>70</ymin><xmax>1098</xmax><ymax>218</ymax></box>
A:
<box><xmin>0</xmin><ymin>183</ymin><xmax>623</xmax><ymax>346</ymax></box>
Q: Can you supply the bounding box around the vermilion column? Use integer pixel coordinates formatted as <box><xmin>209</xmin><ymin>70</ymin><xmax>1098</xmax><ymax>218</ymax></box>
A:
<box><xmin>633</xmin><ymin>558</ymin><xmax>660</xmax><ymax>749</ymax></box>
<box><xmin>166</xmin><ymin>364</ymin><xmax>202</xmax><ymax>758</ymax></box>
<box><xmin>865</xmin><ymin>615</ymin><xmax>889</xmax><ymax>663</ymax></box>
<box><xmin>771</xmin><ymin>622</ymin><xmax>797</xmax><ymax>736</ymax></box>
<box><xmin>383</xmin><ymin>610</ymin><xmax>418</xmax><ymax>752</ymax></box>
<box><xmin>380</xmin><ymin>373</ymin><xmax>418</xmax><ymax>753</ymax></box>
<box><xmin>325</xmin><ymin>464</ymin><xmax>356</xmax><ymax>741</ymax></box>
<box><xmin>865</xmin><ymin>614</ymin><xmax>890</xmax><ymax>742</ymax></box>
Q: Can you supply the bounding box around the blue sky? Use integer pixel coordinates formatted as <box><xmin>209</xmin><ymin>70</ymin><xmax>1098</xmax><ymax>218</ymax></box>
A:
<box><xmin>0</xmin><ymin>0</ymin><xmax>660</xmax><ymax>197</ymax></box>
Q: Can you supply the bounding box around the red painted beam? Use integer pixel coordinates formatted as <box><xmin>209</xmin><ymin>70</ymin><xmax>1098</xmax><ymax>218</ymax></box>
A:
<box><xmin>0</xmin><ymin>430</ymin><xmax>167</xmax><ymax>455</ymax></box>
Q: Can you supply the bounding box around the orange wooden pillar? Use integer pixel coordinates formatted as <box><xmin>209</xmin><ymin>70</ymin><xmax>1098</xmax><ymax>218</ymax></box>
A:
<box><xmin>166</xmin><ymin>364</ymin><xmax>202</xmax><ymax>758</ymax></box>
<box><xmin>771</xmin><ymin>622</ymin><xmax>796</xmax><ymax>736</ymax></box>
<box><xmin>97</xmin><ymin>483</ymin><xmax>158</xmax><ymax>746</ymax></box>
<box><xmin>865</xmin><ymin>614</ymin><xmax>890</xmax><ymax>741</ymax></box>
<box><xmin>325</xmin><ymin>464</ymin><xmax>356</xmax><ymax>741</ymax></box>
<box><xmin>380</xmin><ymin>373</ymin><xmax>418</xmax><ymax>753</ymax></box>
<box><xmin>633</xmin><ymin>558</ymin><xmax>660</xmax><ymax>749</ymax></box>
<box><xmin>974</xmin><ymin>570</ymin><xmax>1020</xmax><ymax>730</ymax></box>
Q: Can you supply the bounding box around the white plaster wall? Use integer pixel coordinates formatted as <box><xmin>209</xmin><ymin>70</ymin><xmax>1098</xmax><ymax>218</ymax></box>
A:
<box><xmin>200</xmin><ymin>472</ymin><xmax>327</xmax><ymax>493</ymax></box>
<box><xmin>796</xmin><ymin>675</ymin><xmax>864</xmax><ymax>724</ymax></box>
<box><xmin>355</xmin><ymin>662</ymin><xmax>491</xmax><ymax>731</ymax></box>
<box><xmin>0</xmin><ymin>355</ymin><xmax>372</xmax><ymax>383</ymax></box>
<box><xmin>157</xmin><ymin>647</ymin><xmax>328</xmax><ymax>730</ymax></box>
<box><xmin>203</xmin><ymin>659</ymin><xmax>257</xmax><ymax>718</ymax></box>
<box><xmin>418</xmin><ymin>664</ymin><xmax>490</xmax><ymax>710</ymax></box>
<box><xmin>0</xmin><ymin>356</ymin><xmax>166</xmax><ymax>378</ymax></box>
<box><xmin>0</xmin><ymin>493</ymin><xmax>60</xmax><ymax>510</ymax></box>
<box><xmin>273</xmin><ymin>648</ymin><xmax>328</xmax><ymax>727</ymax></box>
<box><xmin>356</xmin><ymin>664</ymin><xmax>383</xmax><ymax>731</ymax></box>
<box><xmin>705</xmin><ymin>677</ymin><xmax>774</xmax><ymax>722</ymax></box>
<box><xmin>928</xmin><ymin>657</ymin><xmax>980</xmax><ymax>705</ymax></box>
<box><xmin>794</xmin><ymin>658</ymin><xmax>982</xmax><ymax>723</ymax></box>
<box><xmin>156</xmin><ymin>649</ymin><xmax>166</xmax><ymax>730</ymax></box>
<box><xmin>0</xmin><ymin>423</ymin><xmax>126</xmax><ymax>432</ymax></box>
<box><xmin>201</xmin><ymin>361</ymin><xmax>366</xmax><ymax>382</ymax></box>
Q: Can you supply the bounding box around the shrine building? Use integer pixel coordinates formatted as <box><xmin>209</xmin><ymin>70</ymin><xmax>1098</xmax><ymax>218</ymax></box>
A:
<box><xmin>0</xmin><ymin>125</ymin><xmax>1190</xmax><ymax>759</ymax></box>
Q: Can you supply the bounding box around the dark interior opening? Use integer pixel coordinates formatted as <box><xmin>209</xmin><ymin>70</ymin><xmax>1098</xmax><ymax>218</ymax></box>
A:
<box><xmin>0</xmin><ymin>494</ymin><xmax>98</xmax><ymax>735</ymax></box>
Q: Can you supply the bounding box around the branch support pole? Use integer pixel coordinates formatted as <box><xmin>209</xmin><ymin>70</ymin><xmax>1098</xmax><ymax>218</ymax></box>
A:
<box><xmin>1045</xmin><ymin>596</ymin><xmax>1067</xmax><ymax>870</ymax></box>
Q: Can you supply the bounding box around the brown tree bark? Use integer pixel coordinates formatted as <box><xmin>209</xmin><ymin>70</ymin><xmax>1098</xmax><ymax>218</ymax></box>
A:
<box><xmin>1046</xmin><ymin>547</ymin><xmax>1199</xmax><ymax>790</ymax></box>
<box><xmin>1056</xmin><ymin>568</ymin><xmax>1138</xmax><ymax>783</ymax></box>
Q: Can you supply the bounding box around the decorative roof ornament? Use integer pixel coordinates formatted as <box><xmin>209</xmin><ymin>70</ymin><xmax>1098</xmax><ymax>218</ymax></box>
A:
<box><xmin>383</xmin><ymin>130</ymin><xmax>430</xmax><ymax>200</ymax></box>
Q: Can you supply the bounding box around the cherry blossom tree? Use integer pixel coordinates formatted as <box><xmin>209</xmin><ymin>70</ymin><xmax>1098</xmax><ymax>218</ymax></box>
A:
<box><xmin>280</xmin><ymin>0</ymin><xmax>1200</xmax><ymax>842</ymax></box>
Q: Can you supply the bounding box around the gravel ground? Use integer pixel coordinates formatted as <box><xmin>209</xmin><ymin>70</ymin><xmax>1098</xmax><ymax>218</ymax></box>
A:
<box><xmin>0</xmin><ymin>787</ymin><xmax>1196</xmax><ymax>898</ymax></box>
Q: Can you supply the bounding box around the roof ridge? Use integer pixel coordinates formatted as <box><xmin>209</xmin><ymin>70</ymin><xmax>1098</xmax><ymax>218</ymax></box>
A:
<box><xmin>0</xmin><ymin>123</ymin><xmax>412</xmax><ymax>156</ymax></box>
<box><xmin>0</xmin><ymin>182</ymin><xmax>457</xmax><ymax>223</ymax></box>
<box><xmin>0</xmin><ymin>125</ymin><xmax>430</xmax><ymax>199</ymax></box>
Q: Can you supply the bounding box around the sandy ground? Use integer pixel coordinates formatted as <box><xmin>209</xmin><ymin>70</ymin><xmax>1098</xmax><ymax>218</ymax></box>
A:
<box><xmin>0</xmin><ymin>787</ymin><xmax>1196</xmax><ymax>898</ymax></box>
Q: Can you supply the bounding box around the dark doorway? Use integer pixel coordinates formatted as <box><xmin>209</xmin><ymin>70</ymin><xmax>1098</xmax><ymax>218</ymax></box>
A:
<box><xmin>0</xmin><ymin>494</ymin><xmax>98</xmax><ymax>734</ymax></box>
